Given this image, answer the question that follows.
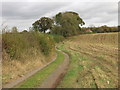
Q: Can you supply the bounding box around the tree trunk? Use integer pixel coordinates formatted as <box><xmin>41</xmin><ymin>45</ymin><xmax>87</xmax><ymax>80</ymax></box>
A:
<box><xmin>44</xmin><ymin>30</ymin><xmax>45</xmax><ymax>33</ymax></box>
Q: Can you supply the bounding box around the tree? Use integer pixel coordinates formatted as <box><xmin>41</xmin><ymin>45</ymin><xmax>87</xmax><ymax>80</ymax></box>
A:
<box><xmin>52</xmin><ymin>11</ymin><xmax>85</xmax><ymax>37</ymax></box>
<box><xmin>22</xmin><ymin>30</ymin><xmax>28</xmax><ymax>33</ymax></box>
<box><xmin>51</xmin><ymin>25</ymin><xmax>62</xmax><ymax>35</ymax></box>
<box><xmin>84</xmin><ymin>25</ymin><xmax>118</xmax><ymax>33</ymax></box>
<box><xmin>32</xmin><ymin>17</ymin><xmax>53</xmax><ymax>33</ymax></box>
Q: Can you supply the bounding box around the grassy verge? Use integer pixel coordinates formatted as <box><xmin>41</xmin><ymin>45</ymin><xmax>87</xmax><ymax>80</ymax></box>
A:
<box><xmin>57</xmin><ymin>44</ymin><xmax>101</xmax><ymax>88</ymax></box>
<box><xmin>57</xmin><ymin>33</ymin><xmax>118</xmax><ymax>88</ymax></box>
<box><xmin>57</xmin><ymin>49</ymin><xmax>96</xmax><ymax>88</ymax></box>
<box><xmin>2</xmin><ymin>32</ymin><xmax>55</xmax><ymax>84</ymax></box>
<box><xmin>15</xmin><ymin>51</ymin><xmax>64</xmax><ymax>88</ymax></box>
<box><xmin>57</xmin><ymin>45</ymin><xmax>84</xmax><ymax>88</ymax></box>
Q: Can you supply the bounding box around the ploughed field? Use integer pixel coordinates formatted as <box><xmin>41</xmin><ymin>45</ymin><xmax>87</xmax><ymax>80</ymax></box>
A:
<box><xmin>57</xmin><ymin>32</ymin><xmax>118</xmax><ymax>88</ymax></box>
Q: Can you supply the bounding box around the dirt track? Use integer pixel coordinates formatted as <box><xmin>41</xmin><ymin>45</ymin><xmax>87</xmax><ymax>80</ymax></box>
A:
<box><xmin>39</xmin><ymin>50</ymin><xmax>69</xmax><ymax>88</ymax></box>
<box><xmin>3</xmin><ymin>49</ymin><xmax>70</xmax><ymax>88</ymax></box>
<box><xmin>3</xmin><ymin>53</ymin><xmax>57</xmax><ymax>88</ymax></box>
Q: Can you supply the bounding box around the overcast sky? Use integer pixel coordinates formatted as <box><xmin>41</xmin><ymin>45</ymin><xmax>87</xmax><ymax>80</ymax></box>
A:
<box><xmin>1</xmin><ymin>0</ymin><xmax>119</xmax><ymax>31</ymax></box>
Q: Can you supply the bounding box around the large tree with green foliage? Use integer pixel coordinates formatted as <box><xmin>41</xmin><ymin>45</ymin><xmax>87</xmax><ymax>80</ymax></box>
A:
<box><xmin>32</xmin><ymin>17</ymin><xmax>53</xmax><ymax>33</ymax></box>
<box><xmin>52</xmin><ymin>11</ymin><xmax>85</xmax><ymax>37</ymax></box>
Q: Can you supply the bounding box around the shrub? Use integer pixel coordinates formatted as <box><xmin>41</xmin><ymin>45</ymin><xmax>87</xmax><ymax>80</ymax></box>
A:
<box><xmin>39</xmin><ymin>33</ymin><xmax>55</xmax><ymax>55</ymax></box>
<box><xmin>49</xmin><ymin>34</ymin><xmax>65</xmax><ymax>43</ymax></box>
<box><xmin>2</xmin><ymin>32</ymin><xmax>55</xmax><ymax>60</ymax></box>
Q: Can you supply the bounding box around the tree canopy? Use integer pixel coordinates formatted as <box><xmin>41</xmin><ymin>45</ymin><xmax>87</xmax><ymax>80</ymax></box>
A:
<box><xmin>32</xmin><ymin>11</ymin><xmax>85</xmax><ymax>36</ymax></box>
<box><xmin>52</xmin><ymin>11</ymin><xmax>85</xmax><ymax>37</ymax></box>
<box><xmin>32</xmin><ymin>17</ymin><xmax>53</xmax><ymax>33</ymax></box>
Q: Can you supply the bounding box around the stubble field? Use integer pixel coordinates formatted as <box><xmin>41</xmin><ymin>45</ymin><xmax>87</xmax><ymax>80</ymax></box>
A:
<box><xmin>58</xmin><ymin>32</ymin><xmax>118</xmax><ymax>88</ymax></box>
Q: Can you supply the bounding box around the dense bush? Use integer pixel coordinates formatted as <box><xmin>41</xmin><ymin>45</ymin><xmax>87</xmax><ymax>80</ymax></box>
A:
<box><xmin>39</xmin><ymin>33</ymin><xmax>55</xmax><ymax>55</ymax></box>
<box><xmin>2</xmin><ymin>32</ymin><xmax>55</xmax><ymax>60</ymax></box>
<box><xmin>49</xmin><ymin>34</ymin><xmax>65</xmax><ymax>43</ymax></box>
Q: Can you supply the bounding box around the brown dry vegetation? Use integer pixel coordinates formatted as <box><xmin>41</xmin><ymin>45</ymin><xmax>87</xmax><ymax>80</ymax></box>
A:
<box><xmin>58</xmin><ymin>32</ymin><xmax>118</xmax><ymax>88</ymax></box>
<box><xmin>2</xmin><ymin>32</ymin><xmax>55</xmax><ymax>85</ymax></box>
<box><xmin>2</xmin><ymin>50</ymin><xmax>55</xmax><ymax>85</ymax></box>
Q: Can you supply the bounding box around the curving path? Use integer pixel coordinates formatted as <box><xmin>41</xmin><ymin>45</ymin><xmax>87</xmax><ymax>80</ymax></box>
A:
<box><xmin>3</xmin><ymin>49</ymin><xmax>70</xmax><ymax>88</ymax></box>
<box><xmin>3</xmin><ymin>53</ymin><xmax>57</xmax><ymax>88</ymax></box>
<box><xmin>39</xmin><ymin>50</ymin><xmax>69</xmax><ymax>88</ymax></box>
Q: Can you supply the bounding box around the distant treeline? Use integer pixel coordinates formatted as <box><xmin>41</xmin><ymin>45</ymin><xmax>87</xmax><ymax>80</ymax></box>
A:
<box><xmin>82</xmin><ymin>25</ymin><xmax>119</xmax><ymax>33</ymax></box>
<box><xmin>3</xmin><ymin>11</ymin><xmax>119</xmax><ymax>37</ymax></box>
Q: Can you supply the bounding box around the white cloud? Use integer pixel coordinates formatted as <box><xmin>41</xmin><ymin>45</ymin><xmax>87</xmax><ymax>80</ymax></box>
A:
<box><xmin>2</xmin><ymin>0</ymin><xmax>119</xmax><ymax>2</ymax></box>
<box><xmin>1</xmin><ymin>1</ymin><xmax>118</xmax><ymax>31</ymax></box>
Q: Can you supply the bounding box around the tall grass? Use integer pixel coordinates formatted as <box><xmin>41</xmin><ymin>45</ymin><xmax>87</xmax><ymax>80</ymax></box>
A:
<box><xmin>2</xmin><ymin>32</ymin><xmax>55</xmax><ymax>60</ymax></box>
<box><xmin>2</xmin><ymin>32</ymin><xmax>55</xmax><ymax>85</ymax></box>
